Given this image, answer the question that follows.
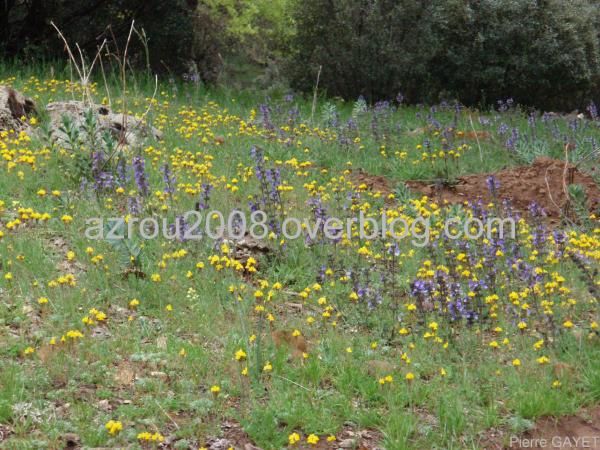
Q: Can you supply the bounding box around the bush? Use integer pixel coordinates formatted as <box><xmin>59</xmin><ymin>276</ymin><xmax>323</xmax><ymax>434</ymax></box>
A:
<box><xmin>286</xmin><ymin>0</ymin><xmax>438</xmax><ymax>103</ymax></box>
<box><xmin>287</xmin><ymin>0</ymin><xmax>600</xmax><ymax>110</ymax></box>
<box><xmin>203</xmin><ymin>0</ymin><xmax>293</xmax><ymax>64</ymax></box>
<box><xmin>429</xmin><ymin>0</ymin><xmax>600</xmax><ymax>110</ymax></box>
<box><xmin>197</xmin><ymin>0</ymin><xmax>294</xmax><ymax>89</ymax></box>
<box><xmin>1</xmin><ymin>0</ymin><xmax>219</xmax><ymax>80</ymax></box>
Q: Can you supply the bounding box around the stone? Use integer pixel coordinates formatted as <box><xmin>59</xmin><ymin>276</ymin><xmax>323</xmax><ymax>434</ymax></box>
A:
<box><xmin>45</xmin><ymin>100</ymin><xmax>162</xmax><ymax>147</ymax></box>
<box><xmin>0</xmin><ymin>86</ymin><xmax>36</xmax><ymax>132</ymax></box>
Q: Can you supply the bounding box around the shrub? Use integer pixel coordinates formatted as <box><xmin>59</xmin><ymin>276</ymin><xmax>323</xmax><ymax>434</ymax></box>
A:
<box><xmin>1</xmin><ymin>0</ymin><xmax>215</xmax><ymax>78</ymax></box>
<box><xmin>428</xmin><ymin>0</ymin><xmax>600</xmax><ymax>110</ymax></box>
<box><xmin>286</xmin><ymin>0</ymin><xmax>439</xmax><ymax>103</ymax></box>
<box><xmin>198</xmin><ymin>0</ymin><xmax>294</xmax><ymax>89</ymax></box>
<box><xmin>287</xmin><ymin>0</ymin><xmax>600</xmax><ymax>110</ymax></box>
<box><xmin>203</xmin><ymin>0</ymin><xmax>293</xmax><ymax>63</ymax></box>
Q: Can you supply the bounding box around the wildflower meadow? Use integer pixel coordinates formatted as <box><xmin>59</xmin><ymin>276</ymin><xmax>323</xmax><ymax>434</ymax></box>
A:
<box><xmin>0</xmin><ymin>64</ymin><xmax>599</xmax><ymax>450</ymax></box>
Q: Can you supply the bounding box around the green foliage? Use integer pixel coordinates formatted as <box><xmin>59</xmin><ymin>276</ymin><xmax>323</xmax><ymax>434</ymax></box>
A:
<box><xmin>287</xmin><ymin>0</ymin><xmax>437</xmax><ymax>102</ymax></box>
<box><xmin>190</xmin><ymin>3</ymin><xmax>225</xmax><ymax>84</ymax></box>
<box><xmin>197</xmin><ymin>0</ymin><xmax>294</xmax><ymax>89</ymax></box>
<box><xmin>1</xmin><ymin>0</ymin><xmax>199</xmax><ymax>75</ymax></box>
<box><xmin>3</xmin><ymin>0</ymin><xmax>600</xmax><ymax>109</ymax></box>
<box><xmin>1</xmin><ymin>0</ymin><xmax>295</xmax><ymax>85</ymax></box>
<box><xmin>203</xmin><ymin>0</ymin><xmax>293</xmax><ymax>59</ymax></box>
<box><xmin>1</xmin><ymin>68</ymin><xmax>600</xmax><ymax>450</ymax></box>
<box><xmin>429</xmin><ymin>0</ymin><xmax>600</xmax><ymax>110</ymax></box>
<box><xmin>567</xmin><ymin>183</ymin><xmax>593</xmax><ymax>227</ymax></box>
<box><xmin>288</xmin><ymin>0</ymin><xmax>600</xmax><ymax>110</ymax></box>
<box><xmin>103</xmin><ymin>220</ymin><xmax>143</xmax><ymax>270</ymax></box>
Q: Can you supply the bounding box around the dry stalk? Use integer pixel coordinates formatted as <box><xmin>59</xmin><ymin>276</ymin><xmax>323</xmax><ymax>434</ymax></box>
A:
<box><xmin>51</xmin><ymin>20</ymin><xmax>160</xmax><ymax>175</ymax></box>
<box><xmin>311</xmin><ymin>65</ymin><xmax>322</xmax><ymax>125</ymax></box>
<box><xmin>469</xmin><ymin>114</ymin><xmax>483</xmax><ymax>163</ymax></box>
<box><xmin>118</xmin><ymin>20</ymin><xmax>137</xmax><ymax>145</ymax></box>
<box><xmin>51</xmin><ymin>21</ymin><xmax>106</xmax><ymax>105</ymax></box>
<box><xmin>98</xmin><ymin>46</ymin><xmax>112</xmax><ymax>107</ymax></box>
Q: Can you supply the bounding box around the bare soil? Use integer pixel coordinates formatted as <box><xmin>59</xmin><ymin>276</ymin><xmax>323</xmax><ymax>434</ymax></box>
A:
<box><xmin>351</xmin><ymin>169</ymin><xmax>394</xmax><ymax>197</ymax></box>
<box><xmin>406</xmin><ymin>158</ymin><xmax>600</xmax><ymax>221</ymax></box>
<box><xmin>505</xmin><ymin>407</ymin><xmax>600</xmax><ymax>450</ymax></box>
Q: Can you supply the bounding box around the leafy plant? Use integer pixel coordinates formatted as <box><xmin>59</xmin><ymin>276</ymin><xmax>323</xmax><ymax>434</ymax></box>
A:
<box><xmin>566</xmin><ymin>184</ymin><xmax>592</xmax><ymax>228</ymax></box>
<box><xmin>514</xmin><ymin>139</ymin><xmax>551</xmax><ymax>164</ymax></box>
<box><xmin>103</xmin><ymin>219</ymin><xmax>143</xmax><ymax>273</ymax></box>
<box><xmin>351</xmin><ymin>96</ymin><xmax>368</xmax><ymax>119</ymax></box>
<box><xmin>320</xmin><ymin>102</ymin><xmax>338</xmax><ymax>127</ymax></box>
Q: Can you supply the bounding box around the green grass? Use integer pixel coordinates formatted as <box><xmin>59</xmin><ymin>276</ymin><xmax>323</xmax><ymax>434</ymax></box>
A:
<box><xmin>0</xmin><ymin>64</ymin><xmax>599</xmax><ymax>449</ymax></box>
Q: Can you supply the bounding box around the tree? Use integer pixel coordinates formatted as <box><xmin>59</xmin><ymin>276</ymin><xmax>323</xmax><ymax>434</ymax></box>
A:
<box><xmin>287</xmin><ymin>0</ymin><xmax>600</xmax><ymax>110</ymax></box>
<box><xmin>1</xmin><ymin>0</ymin><xmax>203</xmax><ymax>76</ymax></box>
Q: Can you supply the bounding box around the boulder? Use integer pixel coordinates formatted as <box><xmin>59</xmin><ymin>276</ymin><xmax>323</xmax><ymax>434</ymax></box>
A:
<box><xmin>0</xmin><ymin>86</ymin><xmax>36</xmax><ymax>132</ymax></box>
<box><xmin>45</xmin><ymin>100</ymin><xmax>162</xmax><ymax>147</ymax></box>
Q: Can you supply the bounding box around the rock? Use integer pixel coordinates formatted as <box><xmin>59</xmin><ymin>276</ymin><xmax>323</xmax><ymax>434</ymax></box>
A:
<box><xmin>220</xmin><ymin>230</ymin><xmax>270</xmax><ymax>268</ymax></box>
<box><xmin>206</xmin><ymin>438</ymin><xmax>234</xmax><ymax>450</ymax></box>
<box><xmin>45</xmin><ymin>100</ymin><xmax>162</xmax><ymax>147</ymax></box>
<box><xmin>0</xmin><ymin>86</ymin><xmax>36</xmax><ymax>132</ymax></box>
<box><xmin>63</xmin><ymin>432</ymin><xmax>81</xmax><ymax>448</ymax></box>
<box><xmin>150</xmin><ymin>371</ymin><xmax>168</xmax><ymax>380</ymax></box>
<box><xmin>97</xmin><ymin>399</ymin><xmax>111</xmax><ymax>411</ymax></box>
<box><xmin>338</xmin><ymin>438</ymin><xmax>357</xmax><ymax>448</ymax></box>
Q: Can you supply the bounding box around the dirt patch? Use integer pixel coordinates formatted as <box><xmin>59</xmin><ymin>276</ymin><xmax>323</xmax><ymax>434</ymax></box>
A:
<box><xmin>271</xmin><ymin>329</ymin><xmax>308</xmax><ymax>359</ymax></box>
<box><xmin>0</xmin><ymin>424</ymin><xmax>13</xmax><ymax>442</ymax></box>
<box><xmin>197</xmin><ymin>422</ymin><xmax>383</xmax><ymax>450</ymax></box>
<box><xmin>308</xmin><ymin>427</ymin><xmax>384</xmax><ymax>450</ymax></box>
<box><xmin>113</xmin><ymin>361</ymin><xmax>136</xmax><ymax>387</ymax></box>
<box><xmin>46</xmin><ymin>236</ymin><xmax>87</xmax><ymax>274</ymax></box>
<box><xmin>406</xmin><ymin>158</ymin><xmax>600</xmax><ymax>220</ymax></box>
<box><xmin>505</xmin><ymin>407</ymin><xmax>600</xmax><ymax>449</ymax></box>
<box><xmin>351</xmin><ymin>170</ymin><xmax>394</xmax><ymax>198</ymax></box>
<box><xmin>202</xmin><ymin>419</ymin><xmax>259</xmax><ymax>449</ymax></box>
<box><xmin>221</xmin><ymin>230</ymin><xmax>270</xmax><ymax>269</ymax></box>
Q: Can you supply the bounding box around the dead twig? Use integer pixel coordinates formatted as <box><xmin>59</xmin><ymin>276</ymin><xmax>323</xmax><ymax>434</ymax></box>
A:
<box><xmin>154</xmin><ymin>400</ymin><xmax>180</xmax><ymax>431</ymax></box>
<box><xmin>51</xmin><ymin>21</ymin><xmax>106</xmax><ymax>105</ymax></box>
<box><xmin>310</xmin><ymin>65</ymin><xmax>322</xmax><ymax>126</ymax></box>
<box><xmin>468</xmin><ymin>114</ymin><xmax>484</xmax><ymax>163</ymax></box>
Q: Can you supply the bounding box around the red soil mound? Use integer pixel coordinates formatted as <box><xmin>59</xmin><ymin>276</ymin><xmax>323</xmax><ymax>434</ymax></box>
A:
<box><xmin>407</xmin><ymin>158</ymin><xmax>600</xmax><ymax>221</ymax></box>
<box><xmin>352</xmin><ymin>169</ymin><xmax>394</xmax><ymax>197</ymax></box>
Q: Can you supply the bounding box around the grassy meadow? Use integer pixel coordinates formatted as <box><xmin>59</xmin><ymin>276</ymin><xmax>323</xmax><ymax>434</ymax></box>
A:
<box><xmin>0</xmin><ymin>66</ymin><xmax>599</xmax><ymax>450</ymax></box>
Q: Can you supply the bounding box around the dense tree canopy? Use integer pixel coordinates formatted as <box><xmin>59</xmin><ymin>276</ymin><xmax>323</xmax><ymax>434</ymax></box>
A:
<box><xmin>287</xmin><ymin>0</ymin><xmax>600</xmax><ymax>110</ymax></box>
<box><xmin>1</xmin><ymin>0</ymin><xmax>199</xmax><ymax>74</ymax></box>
